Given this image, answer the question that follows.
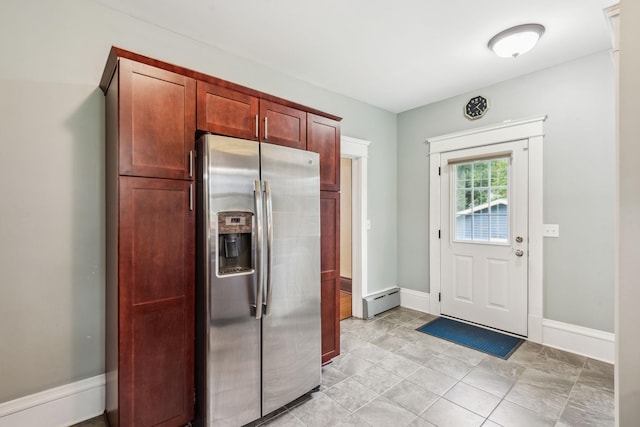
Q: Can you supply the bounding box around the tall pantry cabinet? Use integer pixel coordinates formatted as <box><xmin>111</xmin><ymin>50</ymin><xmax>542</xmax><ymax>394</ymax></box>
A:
<box><xmin>103</xmin><ymin>57</ymin><xmax>196</xmax><ymax>426</ymax></box>
<box><xmin>308</xmin><ymin>114</ymin><xmax>342</xmax><ymax>363</ymax></box>
<box><xmin>101</xmin><ymin>47</ymin><xmax>342</xmax><ymax>425</ymax></box>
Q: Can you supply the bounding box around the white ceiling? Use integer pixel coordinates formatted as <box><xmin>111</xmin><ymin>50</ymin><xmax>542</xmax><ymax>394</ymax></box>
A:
<box><xmin>97</xmin><ymin>0</ymin><xmax>615</xmax><ymax>113</ymax></box>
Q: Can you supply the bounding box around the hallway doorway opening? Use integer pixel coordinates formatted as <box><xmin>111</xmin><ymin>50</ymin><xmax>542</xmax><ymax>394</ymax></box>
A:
<box><xmin>340</xmin><ymin>136</ymin><xmax>370</xmax><ymax>319</ymax></box>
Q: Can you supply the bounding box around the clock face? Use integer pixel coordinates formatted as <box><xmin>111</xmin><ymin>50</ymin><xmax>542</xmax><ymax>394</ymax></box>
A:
<box><xmin>464</xmin><ymin>95</ymin><xmax>489</xmax><ymax>120</ymax></box>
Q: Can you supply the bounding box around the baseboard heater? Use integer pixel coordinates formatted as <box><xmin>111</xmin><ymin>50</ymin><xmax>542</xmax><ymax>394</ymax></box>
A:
<box><xmin>363</xmin><ymin>287</ymin><xmax>400</xmax><ymax>319</ymax></box>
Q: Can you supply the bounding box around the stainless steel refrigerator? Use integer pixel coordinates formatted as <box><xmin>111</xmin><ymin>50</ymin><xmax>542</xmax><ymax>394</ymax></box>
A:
<box><xmin>195</xmin><ymin>134</ymin><xmax>321</xmax><ymax>427</ymax></box>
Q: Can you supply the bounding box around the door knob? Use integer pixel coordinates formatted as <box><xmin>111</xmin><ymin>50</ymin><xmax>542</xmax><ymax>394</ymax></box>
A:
<box><xmin>515</xmin><ymin>236</ymin><xmax>523</xmax><ymax>243</ymax></box>
<box><xmin>515</xmin><ymin>249</ymin><xmax>524</xmax><ymax>257</ymax></box>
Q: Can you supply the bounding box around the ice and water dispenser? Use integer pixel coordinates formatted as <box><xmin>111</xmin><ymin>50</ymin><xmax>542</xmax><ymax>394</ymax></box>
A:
<box><xmin>217</xmin><ymin>211</ymin><xmax>253</xmax><ymax>275</ymax></box>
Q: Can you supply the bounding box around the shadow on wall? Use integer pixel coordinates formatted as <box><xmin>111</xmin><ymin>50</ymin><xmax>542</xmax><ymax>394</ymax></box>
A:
<box><xmin>65</xmin><ymin>86</ymin><xmax>106</xmax><ymax>385</ymax></box>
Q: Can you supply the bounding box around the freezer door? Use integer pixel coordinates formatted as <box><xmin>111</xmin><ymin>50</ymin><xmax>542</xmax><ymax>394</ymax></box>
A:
<box><xmin>260</xmin><ymin>143</ymin><xmax>322</xmax><ymax>415</ymax></box>
<box><xmin>200</xmin><ymin>135</ymin><xmax>262</xmax><ymax>426</ymax></box>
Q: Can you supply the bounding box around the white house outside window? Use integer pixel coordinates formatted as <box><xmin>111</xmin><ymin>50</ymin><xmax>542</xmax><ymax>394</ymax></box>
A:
<box><xmin>454</xmin><ymin>157</ymin><xmax>509</xmax><ymax>243</ymax></box>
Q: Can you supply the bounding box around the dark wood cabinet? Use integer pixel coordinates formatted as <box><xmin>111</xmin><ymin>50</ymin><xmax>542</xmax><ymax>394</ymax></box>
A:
<box><xmin>308</xmin><ymin>114</ymin><xmax>341</xmax><ymax>191</ymax></box>
<box><xmin>102</xmin><ymin>48</ymin><xmax>343</xmax><ymax>425</ymax></box>
<box><xmin>118</xmin><ymin>58</ymin><xmax>196</xmax><ymax>180</ymax></box>
<box><xmin>196</xmin><ymin>81</ymin><xmax>259</xmax><ymax>140</ymax></box>
<box><xmin>320</xmin><ymin>191</ymin><xmax>340</xmax><ymax>363</ymax></box>
<box><xmin>260</xmin><ymin>99</ymin><xmax>307</xmax><ymax>149</ymax></box>
<box><xmin>117</xmin><ymin>177</ymin><xmax>195</xmax><ymax>426</ymax></box>
<box><xmin>103</xmin><ymin>53</ymin><xmax>196</xmax><ymax>427</ymax></box>
<box><xmin>311</xmin><ymin>114</ymin><xmax>341</xmax><ymax>362</ymax></box>
<box><xmin>197</xmin><ymin>82</ymin><xmax>307</xmax><ymax>150</ymax></box>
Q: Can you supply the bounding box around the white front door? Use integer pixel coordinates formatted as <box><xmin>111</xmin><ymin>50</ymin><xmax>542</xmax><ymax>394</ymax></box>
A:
<box><xmin>440</xmin><ymin>140</ymin><xmax>528</xmax><ymax>336</ymax></box>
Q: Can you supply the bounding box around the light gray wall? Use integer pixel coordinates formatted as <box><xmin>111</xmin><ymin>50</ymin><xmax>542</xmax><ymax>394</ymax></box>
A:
<box><xmin>618</xmin><ymin>0</ymin><xmax>640</xmax><ymax>422</ymax></box>
<box><xmin>397</xmin><ymin>51</ymin><xmax>616</xmax><ymax>333</ymax></box>
<box><xmin>0</xmin><ymin>0</ymin><xmax>397</xmax><ymax>402</ymax></box>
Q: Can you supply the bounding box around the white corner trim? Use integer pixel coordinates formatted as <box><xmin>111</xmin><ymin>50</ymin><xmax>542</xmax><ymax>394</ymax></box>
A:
<box><xmin>426</xmin><ymin>115</ymin><xmax>547</xmax><ymax>144</ymax></box>
<box><xmin>527</xmin><ymin>134</ymin><xmax>544</xmax><ymax>342</ymax></box>
<box><xmin>0</xmin><ymin>374</ymin><xmax>105</xmax><ymax>427</ymax></box>
<box><xmin>602</xmin><ymin>0</ymin><xmax>620</xmax><ymax>11</ymax></box>
<box><xmin>542</xmin><ymin>319</ymin><xmax>615</xmax><ymax>364</ymax></box>
<box><xmin>528</xmin><ymin>314</ymin><xmax>543</xmax><ymax>343</ymax></box>
<box><xmin>426</xmin><ymin>115</ymin><xmax>547</xmax><ymax>154</ymax></box>
<box><xmin>428</xmin><ymin>152</ymin><xmax>442</xmax><ymax>316</ymax></box>
<box><xmin>400</xmin><ymin>288</ymin><xmax>431</xmax><ymax>314</ymax></box>
<box><xmin>341</xmin><ymin>135</ymin><xmax>371</xmax><ymax>159</ymax></box>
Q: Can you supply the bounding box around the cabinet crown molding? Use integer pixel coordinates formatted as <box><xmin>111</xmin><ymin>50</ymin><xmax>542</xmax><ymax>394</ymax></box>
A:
<box><xmin>100</xmin><ymin>46</ymin><xmax>342</xmax><ymax>122</ymax></box>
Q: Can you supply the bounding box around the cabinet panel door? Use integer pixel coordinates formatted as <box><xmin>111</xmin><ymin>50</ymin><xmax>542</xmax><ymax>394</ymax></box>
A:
<box><xmin>119</xmin><ymin>176</ymin><xmax>195</xmax><ymax>426</ymax></box>
<box><xmin>119</xmin><ymin>59</ymin><xmax>196</xmax><ymax>180</ymax></box>
<box><xmin>307</xmin><ymin>114</ymin><xmax>341</xmax><ymax>191</ymax></box>
<box><xmin>197</xmin><ymin>81</ymin><xmax>259</xmax><ymax>140</ymax></box>
<box><xmin>321</xmin><ymin>276</ymin><xmax>340</xmax><ymax>363</ymax></box>
<box><xmin>320</xmin><ymin>191</ymin><xmax>340</xmax><ymax>363</ymax></box>
<box><xmin>132</xmin><ymin>301</ymin><xmax>188</xmax><ymax>426</ymax></box>
<box><xmin>260</xmin><ymin>100</ymin><xmax>307</xmax><ymax>150</ymax></box>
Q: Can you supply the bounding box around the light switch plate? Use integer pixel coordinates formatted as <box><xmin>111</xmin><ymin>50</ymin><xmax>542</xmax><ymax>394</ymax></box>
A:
<box><xmin>543</xmin><ymin>224</ymin><xmax>560</xmax><ymax>237</ymax></box>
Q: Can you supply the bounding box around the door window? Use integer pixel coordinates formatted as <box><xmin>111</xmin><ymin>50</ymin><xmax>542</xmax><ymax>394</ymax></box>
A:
<box><xmin>454</xmin><ymin>157</ymin><xmax>509</xmax><ymax>243</ymax></box>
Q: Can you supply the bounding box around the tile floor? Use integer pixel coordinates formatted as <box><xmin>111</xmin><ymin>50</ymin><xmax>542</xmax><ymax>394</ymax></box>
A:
<box><xmin>77</xmin><ymin>307</ymin><xmax>614</xmax><ymax>427</ymax></box>
<box><xmin>260</xmin><ymin>307</ymin><xmax>614</xmax><ymax>427</ymax></box>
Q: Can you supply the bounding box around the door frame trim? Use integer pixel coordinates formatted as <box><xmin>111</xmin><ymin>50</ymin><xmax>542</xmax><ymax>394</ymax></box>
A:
<box><xmin>341</xmin><ymin>135</ymin><xmax>370</xmax><ymax>319</ymax></box>
<box><xmin>427</xmin><ymin>116</ymin><xmax>546</xmax><ymax>342</ymax></box>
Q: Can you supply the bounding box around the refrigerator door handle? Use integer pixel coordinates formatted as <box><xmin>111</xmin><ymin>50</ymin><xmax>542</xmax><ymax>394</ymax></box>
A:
<box><xmin>264</xmin><ymin>180</ymin><xmax>274</xmax><ymax>316</ymax></box>
<box><xmin>254</xmin><ymin>179</ymin><xmax>264</xmax><ymax>319</ymax></box>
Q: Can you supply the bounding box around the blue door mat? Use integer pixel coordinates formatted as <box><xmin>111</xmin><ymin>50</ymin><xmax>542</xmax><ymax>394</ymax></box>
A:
<box><xmin>416</xmin><ymin>317</ymin><xmax>523</xmax><ymax>359</ymax></box>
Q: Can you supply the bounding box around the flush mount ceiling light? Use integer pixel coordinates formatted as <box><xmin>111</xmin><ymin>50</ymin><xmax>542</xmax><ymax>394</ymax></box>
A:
<box><xmin>488</xmin><ymin>23</ymin><xmax>545</xmax><ymax>58</ymax></box>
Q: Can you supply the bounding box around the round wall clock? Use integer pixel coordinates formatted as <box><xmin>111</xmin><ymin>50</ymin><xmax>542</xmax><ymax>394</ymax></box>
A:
<box><xmin>464</xmin><ymin>95</ymin><xmax>489</xmax><ymax>120</ymax></box>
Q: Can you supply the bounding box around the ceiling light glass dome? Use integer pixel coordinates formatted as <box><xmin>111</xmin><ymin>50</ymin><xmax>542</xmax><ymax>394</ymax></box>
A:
<box><xmin>488</xmin><ymin>24</ymin><xmax>545</xmax><ymax>58</ymax></box>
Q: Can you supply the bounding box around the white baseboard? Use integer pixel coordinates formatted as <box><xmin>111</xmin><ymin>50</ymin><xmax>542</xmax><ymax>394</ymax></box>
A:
<box><xmin>528</xmin><ymin>314</ymin><xmax>543</xmax><ymax>344</ymax></box>
<box><xmin>542</xmin><ymin>319</ymin><xmax>615</xmax><ymax>364</ymax></box>
<box><xmin>400</xmin><ymin>288</ymin><xmax>431</xmax><ymax>314</ymax></box>
<box><xmin>0</xmin><ymin>374</ymin><xmax>105</xmax><ymax>427</ymax></box>
<box><xmin>399</xmin><ymin>289</ymin><xmax>615</xmax><ymax>363</ymax></box>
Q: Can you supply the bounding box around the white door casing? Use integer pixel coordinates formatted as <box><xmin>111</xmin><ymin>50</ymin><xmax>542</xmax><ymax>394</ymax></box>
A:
<box><xmin>440</xmin><ymin>140</ymin><xmax>528</xmax><ymax>336</ymax></box>
<box><xmin>341</xmin><ymin>135</ymin><xmax>370</xmax><ymax>319</ymax></box>
<box><xmin>427</xmin><ymin>116</ymin><xmax>545</xmax><ymax>342</ymax></box>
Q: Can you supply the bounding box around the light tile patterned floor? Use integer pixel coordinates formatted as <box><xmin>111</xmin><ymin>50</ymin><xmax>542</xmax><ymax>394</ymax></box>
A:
<box><xmin>76</xmin><ymin>307</ymin><xmax>614</xmax><ymax>427</ymax></box>
<box><xmin>259</xmin><ymin>307</ymin><xmax>614</xmax><ymax>427</ymax></box>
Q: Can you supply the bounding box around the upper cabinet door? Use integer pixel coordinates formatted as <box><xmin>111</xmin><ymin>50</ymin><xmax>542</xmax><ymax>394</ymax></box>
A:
<box><xmin>197</xmin><ymin>81</ymin><xmax>259</xmax><ymax>140</ymax></box>
<box><xmin>260</xmin><ymin>100</ymin><xmax>307</xmax><ymax>150</ymax></box>
<box><xmin>118</xmin><ymin>58</ymin><xmax>196</xmax><ymax>180</ymax></box>
<box><xmin>307</xmin><ymin>113</ymin><xmax>341</xmax><ymax>191</ymax></box>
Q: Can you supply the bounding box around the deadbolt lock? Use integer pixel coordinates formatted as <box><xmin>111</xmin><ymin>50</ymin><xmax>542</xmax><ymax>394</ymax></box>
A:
<box><xmin>515</xmin><ymin>236</ymin><xmax>523</xmax><ymax>243</ymax></box>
